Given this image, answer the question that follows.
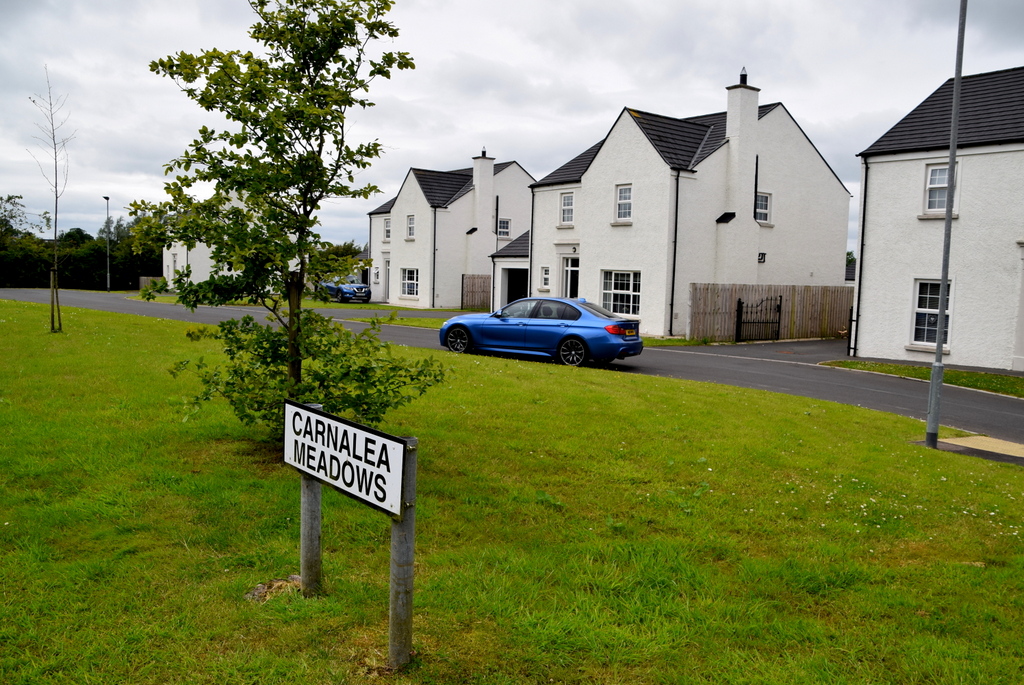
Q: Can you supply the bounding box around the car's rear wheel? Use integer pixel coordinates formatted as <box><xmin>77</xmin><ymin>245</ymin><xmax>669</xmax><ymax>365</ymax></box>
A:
<box><xmin>445</xmin><ymin>326</ymin><xmax>472</xmax><ymax>353</ymax></box>
<box><xmin>557</xmin><ymin>337</ymin><xmax>588</xmax><ymax>366</ymax></box>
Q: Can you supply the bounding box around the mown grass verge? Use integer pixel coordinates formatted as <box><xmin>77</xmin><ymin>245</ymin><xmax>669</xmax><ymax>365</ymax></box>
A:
<box><xmin>349</xmin><ymin>316</ymin><xmax>451</xmax><ymax>329</ymax></box>
<box><xmin>822</xmin><ymin>360</ymin><xmax>1024</xmax><ymax>399</ymax></box>
<box><xmin>2</xmin><ymin>299</ymin><xmax>1024</xmax><ymax>683</ymax></box>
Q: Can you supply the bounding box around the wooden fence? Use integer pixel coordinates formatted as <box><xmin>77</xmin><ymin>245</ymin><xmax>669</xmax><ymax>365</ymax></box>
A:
<box><xmin>461</xmin><ymin>274</ymin><xmax>491</xmax><ymax>310</ymax></box>
<box><xmin>688</xmin><ymin>283</ymin><xmax>854</xmax><ymax>342</ymax></box>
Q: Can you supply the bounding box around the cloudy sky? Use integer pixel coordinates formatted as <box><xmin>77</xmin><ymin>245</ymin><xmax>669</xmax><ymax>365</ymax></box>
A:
<box><xmin>2</xmin><ymin>0</ymin><xmax>1023</xmax><ymax>252</ymax></box>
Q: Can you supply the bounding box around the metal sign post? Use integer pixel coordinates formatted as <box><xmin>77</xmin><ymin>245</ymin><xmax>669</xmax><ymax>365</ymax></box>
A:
<box><xmin>282</xmin><ymin>400</ymin><xmax>418</xmax><ymax>668</ymax></box>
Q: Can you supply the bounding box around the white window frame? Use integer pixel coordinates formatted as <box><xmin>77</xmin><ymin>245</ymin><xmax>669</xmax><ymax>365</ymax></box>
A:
<box><xmin>911</xmin><ymin>279</ymin><xmax>951</xmax><ymax>349</ymax></box>
<box><xmin>925</xmin><ymin>165</ymin><xmax>948</xmax><ymax>213</ymax></box>
<box><xmin>540</xmin><ymin>266</ymin><xmax>550</xmax><ymax>290</ymax></box>
<box><xmin>383</xmin><ymin>217</ymin><xmax>391</xmax><ymax>241</ymax></box>
<box><xmin>755</xmin><ymin>192</ymin><xmax>772</xmax><ymax>223</ymax></box>
<box><xmin>615</xmin><ymin>184</ymin><xmax>632</xmax><ymax>222</ymax></box>
<box><xmin>406</xmin><ymin>215</ymin><xmax>415</xmax><ymax>239</ymax></box>
<box><xmin>401</xmin><ymin>268</ymin><xmax>419</xmax><ymax>297</ymax></box>
<box><xmin>601</xmin><ymin>270</ymin><xmax>641</xmax><ymax>316</ymax></box>
<box><xmin>559</xmin><ymin>193</ymin><xmax>574</xmax><ymax>226</ymax></box>
<box><xmin>921</xmin><ymin>163</ymin><xmax>959</xmax><ymax>218</ymax></box>
<box><xmin>497</xmin><ymin>218</ymin><xmax>511</xmax><ymax>238</ymax></box>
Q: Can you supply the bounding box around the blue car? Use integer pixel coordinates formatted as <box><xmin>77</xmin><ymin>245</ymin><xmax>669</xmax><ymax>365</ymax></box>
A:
<box><xmin>439</xmin><ymin>297</ymin><xmax>643</xmax><ymax>366</ymax></box>
<box><xmin>320</xmin><ymin>274</ymin><xmax>371</xmax><ymax>303</ymax></box>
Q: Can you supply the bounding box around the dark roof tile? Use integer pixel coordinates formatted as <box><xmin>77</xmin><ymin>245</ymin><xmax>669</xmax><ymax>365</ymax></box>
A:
<box><xmin>368</xmin><ymin>196</ymin><xmax>396</xmax><ymax>215</ymax></box>
<box><xmin>491</xmin><ymin>230</ymin><xmax>530</xmax><ymax>258</ymax></box>
<box><xmin>531</xmin><ymin>141</ymin><xmax>605</xmax><ymax>188</ymax></box>
<box><xmin>370</xmin><ymin>162</ymin><xmax>522</xmax><ymax>214</ymax></box>
<box><xmin>860</xmin><ymin>66</ymin><xmax>1024</xmax><ymax>157</ymax></box>
<box><xmin>412</xmin><ymin>168</ymin><xmax>473</xmax><ymax>207</ymax></box>
<box><xmin>532</xmin><ymin>103</ymin><xmax>781</xmax><ymax>187</ymax></box>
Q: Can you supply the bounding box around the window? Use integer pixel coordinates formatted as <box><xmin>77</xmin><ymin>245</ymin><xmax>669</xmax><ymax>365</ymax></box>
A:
<box><xmin>531</xmin><ymin>301</ymin><xmax>580</xmax><ymax>321</ymax></box>
<box><xmin>755</xmin><ymin>193</ymin><xmax>771</xmax><ymax>223</ymax></box>
<box><xmin>913</xmin><ymin>280</ymin><xmax>950</xmax><ymax>345</ymax></box>
<box><xmin>401</xmin><ymin>268</ymin><xmax>419</xmax><ymax>297</ymax></box>
<box><xmin>383</xmin><ymin>218</ymin><xmax>391</xmax><ymax>241</ymax></box>
<box><xmin>500</xmin><ymin>299</ymin><xmax>537</xmax><ymax>318</ymax></box>
<box><xmin>925</xmin><ymin>165</ymin><xmax>949</xmax><ymax>212</ymax></box>
<box><xmin>602</xmin><ymin>270</ymin><xmax>641</xmax><ymax>316</ymax></box>
<box><xmin>497</xmin><ymin>218</ymin><xmax>511</xmax><ymax>238</ymax></box>
<box><xmin>616</xmin><ymin>185</ymin><xmax>632</xmax><ymax>221</ymax></box>
<box><xmin>560</xmin><ymin>193</ymin><xmax>574</xmax><ymax>225</ymax></box>
<box><xmin>406</xmin><ymin>215</ymin><xmax>415</xmax><ymax>239</ymax></box>
<box><xmin>541</xmin><ymin>266</ymin><xmax>550</xmax><ymax>288</ymax></box>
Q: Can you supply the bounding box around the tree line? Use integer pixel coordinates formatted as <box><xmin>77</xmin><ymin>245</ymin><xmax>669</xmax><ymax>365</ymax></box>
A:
<box><xmin>1</xmin><ymin>195</ymin><xmax>161</xmax><ymax>290</ymax></box>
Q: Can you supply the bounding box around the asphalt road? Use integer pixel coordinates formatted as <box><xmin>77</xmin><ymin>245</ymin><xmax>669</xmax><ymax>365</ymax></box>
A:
<box><xmin>4</xmin><ymin>288</ymin><xmax>1022</xmax><ymax>444</ymax></box>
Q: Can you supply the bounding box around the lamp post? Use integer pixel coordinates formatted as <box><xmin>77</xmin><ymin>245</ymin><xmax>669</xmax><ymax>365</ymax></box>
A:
<box><xmin>103</xmin><ymin>196</ymin><xmax>110</xmax><ymax>292</ymax></box>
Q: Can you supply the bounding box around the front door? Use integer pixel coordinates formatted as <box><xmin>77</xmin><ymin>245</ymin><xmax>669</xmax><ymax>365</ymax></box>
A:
<box><xmin>563</xmin><ymin>257</ymin><xmax>579</xmax><ymax>298</ymax></box>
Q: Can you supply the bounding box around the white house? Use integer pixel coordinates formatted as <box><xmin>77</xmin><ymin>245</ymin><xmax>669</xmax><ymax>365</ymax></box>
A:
<box><xmin>851</xmin><ymin>66</ymin><xmax>1024</xmax><ymax>371</ymax></box>
<box><xmin>367</xmin><ymin>152</ymin><xmax>535</xmax><ymax>308</ymax></box>
<box><xmin>523</xmin><ymin>71</ymin><xmax>850</xmax><ymax>337</ymax></box>
<box><xmin>162</xmin><ymin>241</ymin><xmax>216</xmax><ymax>284</ymax></box>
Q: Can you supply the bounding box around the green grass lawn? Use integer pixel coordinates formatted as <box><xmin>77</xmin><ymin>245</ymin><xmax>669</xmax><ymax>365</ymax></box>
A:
<box><xmin>349</xmin><ymin>316</ymin><xmax>451</xmax><ymax>329</ymax></box>
<box><xmin>3</xmin><ymin>299</ymin><xmax>1024</xmax><ymax>683</ymax></box>
<box><xmin>823</xmin><ymin>360</ymin><xmax>1024</xmax><ymax>399</ymax></box>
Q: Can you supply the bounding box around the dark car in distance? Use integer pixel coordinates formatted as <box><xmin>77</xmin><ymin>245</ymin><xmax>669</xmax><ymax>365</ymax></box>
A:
<box><xmin>439</xmin><ymin>297</ymin><xmax>643</xmax><ymax>366</ymax></box>
<box><xmin>320</xmin><ymin>274</ymin><xmax>371</xmax><ymax>303</ymax></box>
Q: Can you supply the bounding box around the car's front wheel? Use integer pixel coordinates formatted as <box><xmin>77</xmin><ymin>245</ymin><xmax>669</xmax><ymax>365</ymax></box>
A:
<box><xmin>445</xmin><ymin>326</ymin><xmax>472</xmax><ymax>353</ymax></box>
<box><xmin>557</xmin><ymin>337</ymin><xmax>588</xmax><ymax>366</ymax></box>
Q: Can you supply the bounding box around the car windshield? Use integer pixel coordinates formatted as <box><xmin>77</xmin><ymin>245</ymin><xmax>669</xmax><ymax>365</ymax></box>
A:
<box><xmin>576</xmin><ymin>301</ymin><xmax>622</xmax><ymax>320</ymax></box>
<box><xmin>344</xmin><ymin>274</ymin><xmax>362</xmax><ymax>284</ymax></box>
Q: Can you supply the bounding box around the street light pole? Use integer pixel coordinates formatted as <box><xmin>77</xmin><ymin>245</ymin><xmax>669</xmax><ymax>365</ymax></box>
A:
<box><xmin>103</xmin><ymin>196</ymin><xmax>110</xmax><ymax>292</ymax></box>
<box><xmin>925</xmin><ymin>0</ymin><xmax>968</xmax><ymax>449</ymax></box>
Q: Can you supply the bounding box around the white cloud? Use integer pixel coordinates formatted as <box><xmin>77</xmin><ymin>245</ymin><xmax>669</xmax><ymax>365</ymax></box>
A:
<box><xmin>1</xmin><ymin>0</ymin><xmax>1022</xmax><ymax>252</ymax></box>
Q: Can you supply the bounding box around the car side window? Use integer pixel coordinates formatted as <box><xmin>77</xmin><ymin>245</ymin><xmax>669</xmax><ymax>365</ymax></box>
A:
<box><xmin>500</xmin><ymin>300</ymin><xmax>536</xmax><ymax>318</ymax></box>
<box><xmin>534</xmin><ymin>303</ymin><xmax>559</xmax><ymax>319</ymax></box>
<box><xmin>530</xmin><ymin>302</ymin><xmax>581</xmax><ymax>321</ymax></box>
<box><xmin>559</xmin><ymin>304</ymin><xmax>581</xmax><ymax>321</ymax></box>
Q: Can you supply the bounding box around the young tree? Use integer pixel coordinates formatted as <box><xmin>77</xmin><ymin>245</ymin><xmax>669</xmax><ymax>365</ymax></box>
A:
<box><xmin>29</xmin><ymin>66</ymin><xmax>75</xmax><ymax>333</ymax></box>
<box><xmin>132</xmin><ymin>0</ymin><xmax>442</xmax><ymax>435</ymax></box>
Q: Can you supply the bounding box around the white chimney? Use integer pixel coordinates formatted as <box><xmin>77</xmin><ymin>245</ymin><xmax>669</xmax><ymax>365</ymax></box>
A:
<box><xmin>725</xmin><ymin>68</ymin><xmax>760</xmax><ymax>211</ymax></box>
<box><xmin>716</xmin><ymin>69</ymin><xmax>762</xmax><ymax>282</ymax></box>
<box><xmin>472</xmin><ymin>148</ymin><xmax>495</xmax><ymax>236</ymax></box>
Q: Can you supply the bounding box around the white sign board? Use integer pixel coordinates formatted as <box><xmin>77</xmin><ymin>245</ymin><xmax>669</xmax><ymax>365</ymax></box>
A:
<box><xmin>283</xmin><ymin>400</ymin><xmax>407</xmax><ymax>517</ymax></box>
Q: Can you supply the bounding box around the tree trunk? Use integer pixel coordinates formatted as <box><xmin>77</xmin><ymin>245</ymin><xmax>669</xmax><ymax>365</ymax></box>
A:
<box><xmin>287</xmin><ymin>270</ymin><xmax>302</xmax><ymax>390</ymax></box>
<box><xmin>50</xmin><ymin>267</ymin><xmax>62</xmax><ymax>333</ymax></box>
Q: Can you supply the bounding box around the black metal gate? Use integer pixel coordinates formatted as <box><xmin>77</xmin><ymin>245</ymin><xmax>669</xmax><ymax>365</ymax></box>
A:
<box><xmin>735</xmin><ymin>295</ymin><xmax>782</xmax><ymax>342</ymax></box>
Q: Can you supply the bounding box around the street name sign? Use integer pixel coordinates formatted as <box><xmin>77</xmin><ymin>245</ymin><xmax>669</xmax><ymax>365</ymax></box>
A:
<box><xmin>283</xmin><ymin>400</ymin><xmax>407</xmax><ymax>517</ymax></box>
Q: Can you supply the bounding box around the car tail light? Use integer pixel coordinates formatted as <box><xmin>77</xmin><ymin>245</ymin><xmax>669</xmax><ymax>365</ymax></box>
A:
<box><xmin>605</xmin><ymin>324</ymin><xmax>628</xmax><ymax>335</ymax></box>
